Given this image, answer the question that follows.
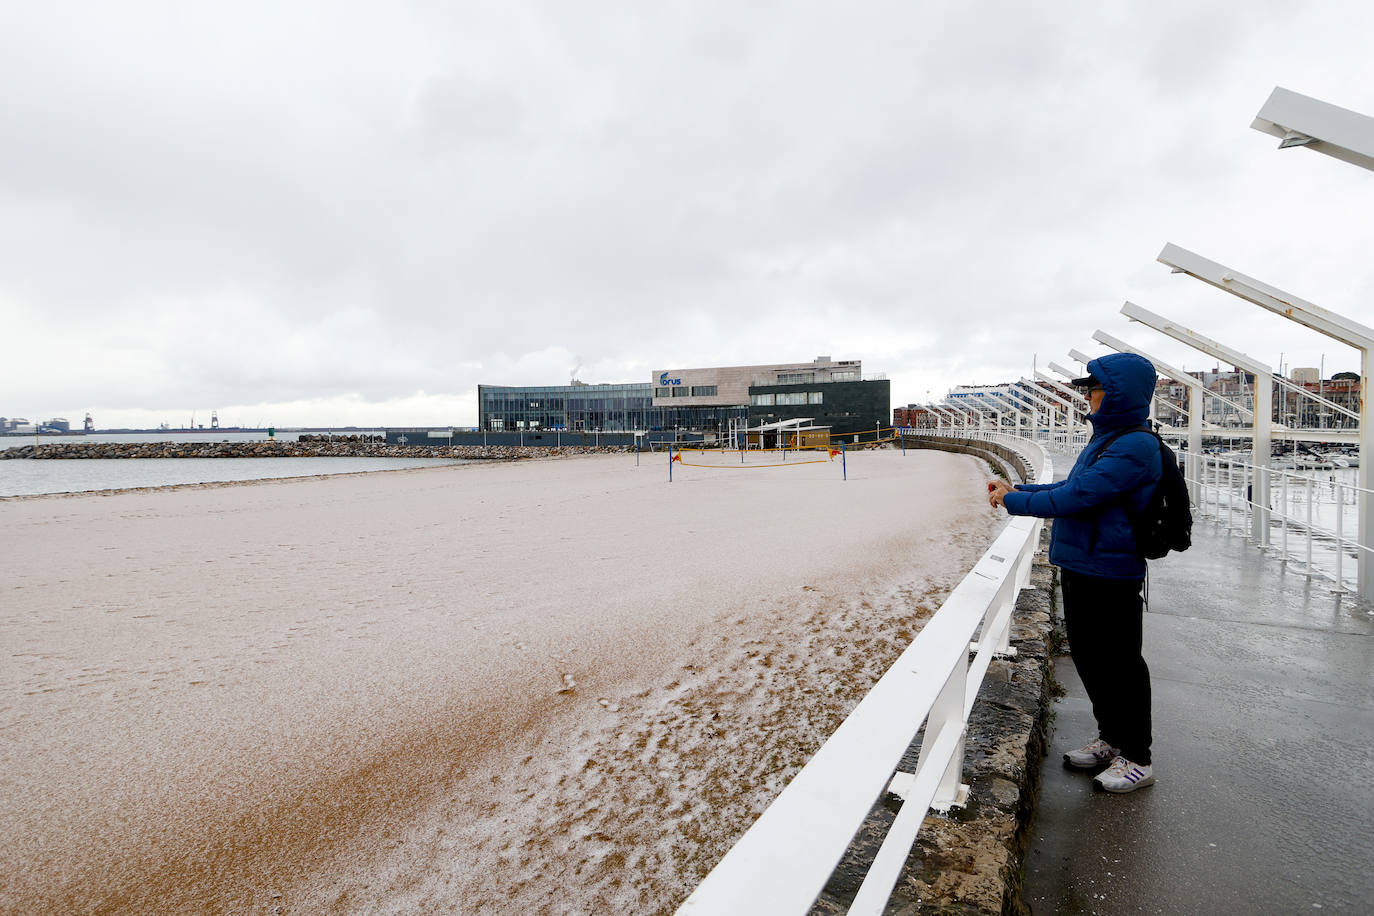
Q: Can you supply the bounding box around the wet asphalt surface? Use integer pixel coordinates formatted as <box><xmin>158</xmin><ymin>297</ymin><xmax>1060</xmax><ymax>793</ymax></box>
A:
<box><xmin>1023</xmin><ymin>518</ymin><xmax>1374</xmax><ymax>914</ymax></box>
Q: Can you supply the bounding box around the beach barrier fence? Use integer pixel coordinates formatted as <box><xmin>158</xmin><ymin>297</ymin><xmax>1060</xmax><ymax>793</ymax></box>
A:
<box><xmin>677</xmin><ymin>434</ymin><xmax>1050</xmax><ymax>914</ymax></box>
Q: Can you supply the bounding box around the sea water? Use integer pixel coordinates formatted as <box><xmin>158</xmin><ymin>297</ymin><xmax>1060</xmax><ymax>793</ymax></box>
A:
<box><xmin>0</xmin><ymin>456</ymin><xmax>468</xmax><ymax>498</ymax></box>
<box><xmin>0</xmin><ymin>431</ymin><xmax>474</xmax><ymax>497</ymax></box>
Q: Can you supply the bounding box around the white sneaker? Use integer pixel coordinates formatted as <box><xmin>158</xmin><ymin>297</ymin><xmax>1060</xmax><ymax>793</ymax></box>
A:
<box><xmin>1063</xmin><ymin>738</ymin><xmax>1121</xmax><ymax>770</ymax></box>
<box><xmin>1093</xmin><ymin>756</ymin><xmax>1155</xmax><ymax>793</ymax></box>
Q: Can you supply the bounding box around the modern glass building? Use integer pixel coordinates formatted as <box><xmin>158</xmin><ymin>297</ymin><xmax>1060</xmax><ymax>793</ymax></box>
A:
<box><xmin>747</xmin><ymin>379</ymin><xmax>890</xmax><ymax>435</ymax></box>
<box><xmin>478</xmin><ymin>383</ymin><xmax>746</xmax><ymax>432</ymax></box>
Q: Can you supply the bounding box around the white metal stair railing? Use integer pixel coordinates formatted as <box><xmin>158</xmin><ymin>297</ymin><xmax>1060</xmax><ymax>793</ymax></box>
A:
<box><xmin>676</xmin><ymin>437</ymin><xmax>1050</xmax><ymax>915</ymax></box>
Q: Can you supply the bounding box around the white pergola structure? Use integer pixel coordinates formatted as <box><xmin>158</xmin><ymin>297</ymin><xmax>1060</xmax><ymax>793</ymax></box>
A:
<box><xmin>965</xmin><ymin>391</ymin><xmax>1025</xmax><ymax>432</ymax></box>
<box><xmin>1251</xmin><ymin>87</ymin><xmax>1374</xmax><ymax>172</ymax></box>
<box><xmin>943</xmin><ymin>394</ymin><xmax>993</xmax><ymax>431</ymax></box>
<box><xmin>926</xmin><ymin>404</ymin><xmax>964</xmax><ymax>432</ymax></box>
<box><xmin>996</xmin><ymin>389</ymin><xmax>1040</xmax><ymax>432</ymax></box>
<box><xmin>1013</xmin><ymin>380</ymin><xmax>1070</xmax><ymax>441</ymax></box>
<box><xmin>946</xmin><ymin>396</ymin><xmax>998</xmax><ymax>431</ymax></box>
<box><xmin>1035</xmin><ymin>371</ymin><xmax>1091</xmax><ymax>444</ymax></box>
<box><xmin>1248</xmin><ymin>87</ymin><xmax>1374</xmax><ymax>594</ymax></box>
<box><xmin>1159</xmin><ymin>242</ymin><xmax>1374</xmax><ymax>598</ymax></box>
<box><xmin>1119</xmin><ymin>300</ymin><xmax>1275</xmax><ymax>542</ymax></box>
<box><xmin>1034</xmin><ymin>369</ymin><xmax>1089</xmax><ymax>411</ymax></box>
<box><xmin>1021</xmin><ymin>377</ymin><xmax>1082</xmax><ymax>442</ymax></box>
<box><xmin>937</xmin><ymin>400</ymin><xmax>980</xmax><ymax>432</ymax></box>
<box><xmin>1071</xmin><ymin>344</ymin><xmax>1258</xmax><ymax>432</ymax></box>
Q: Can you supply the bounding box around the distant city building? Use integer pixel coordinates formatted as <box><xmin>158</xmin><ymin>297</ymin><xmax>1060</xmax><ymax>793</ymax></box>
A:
<box><xmin>747</xmin><ymin>377</ymin><xmax>889</xmax><ymax>435</ymax></box>
<box><xmin>478</xmin><ymin>356</ymin><xmax>887</xmax><ymax>436</ymax></box>
<box><xmin>651</xmin><ymin>357</ymin><xmax>862</xmax><ymax>409</ymax></box>
<box><xmin>1151</xmin><ymin>366</ymin><xmax>1360</xmax><ymax>430</ymax></box>
<box><xmin>894</xmin><ymin>405</ymin><xmax>940</xmax><ymax>428</ymax></box>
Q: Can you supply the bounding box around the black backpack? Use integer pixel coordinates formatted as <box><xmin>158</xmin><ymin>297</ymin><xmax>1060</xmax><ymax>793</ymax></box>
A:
<box><xmin>1091</xmin><ymin>427</ymin><xmax>1192</xmax><ymax>560</ymax></box>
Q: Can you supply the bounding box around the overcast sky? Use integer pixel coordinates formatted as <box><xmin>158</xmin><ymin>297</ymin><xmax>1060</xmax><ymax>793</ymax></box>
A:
<box><xmin>3</xmin><ymin>2</ymin><xmax>1373</xmax><ymax>429</ymax></box>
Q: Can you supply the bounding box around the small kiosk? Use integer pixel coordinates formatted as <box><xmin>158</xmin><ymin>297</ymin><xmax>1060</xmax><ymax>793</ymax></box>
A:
<box><xmin>741</xmin><ymin>418</ymin><xmax>832</xmax><ymax>450</ymax></box>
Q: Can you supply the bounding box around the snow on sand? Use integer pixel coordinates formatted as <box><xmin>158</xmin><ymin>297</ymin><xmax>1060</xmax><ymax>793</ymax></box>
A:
<box><xmin>1</xmin><ymin>449</ymin><xmax>1004</xmax><ymax>914</ymax></box>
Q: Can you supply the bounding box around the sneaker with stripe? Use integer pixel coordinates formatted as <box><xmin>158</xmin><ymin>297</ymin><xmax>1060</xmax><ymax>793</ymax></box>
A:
<box><xmin>1063</xmin><ymin>738</ymin><xmax>1121</xmax><ymax>770</ymax></box>
<box><xmin>1093</xmin><ymin>756</ymin><xmax>1155</xmax><ymax>793</ymax></box>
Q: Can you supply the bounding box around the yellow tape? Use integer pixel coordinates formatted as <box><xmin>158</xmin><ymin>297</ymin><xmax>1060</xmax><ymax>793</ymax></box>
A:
<box><xmin>675</xmin><ymin>447</ymin><xmax>830</xmax><ymax>454</ymax></box>
<box><xmin>677</xmin><ymin>459</ymin><xmax>830</xmax><ymax>469</ymax></box>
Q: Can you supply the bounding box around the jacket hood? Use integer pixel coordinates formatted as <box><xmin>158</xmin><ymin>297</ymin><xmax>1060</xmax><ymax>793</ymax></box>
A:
<box><xmin>1086</xmin><ymin>352</ymin><xmax>1156</xmax><ymax>432</ymax></box>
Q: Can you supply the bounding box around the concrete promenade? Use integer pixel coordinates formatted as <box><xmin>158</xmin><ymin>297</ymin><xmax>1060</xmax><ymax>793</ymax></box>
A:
<box><xmin>1023</xmin><ymin>511</ymin><xmax>1374</xmax><ymax>913</ymax></box>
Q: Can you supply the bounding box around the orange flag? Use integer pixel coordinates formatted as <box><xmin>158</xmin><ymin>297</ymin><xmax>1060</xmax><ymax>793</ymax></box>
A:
<box><xmin>671</xmin><ymin>453</ymin><xmax>682</xmax><ymax>463</ymax></box>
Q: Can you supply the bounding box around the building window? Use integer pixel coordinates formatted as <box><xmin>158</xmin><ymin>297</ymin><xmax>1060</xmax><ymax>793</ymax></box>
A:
<box><xmin>777</xmin><ymin>392</ymin><xmax>807</xmax><ymax>405</ymax></box>
<box><xmin>671</xmin><ymin>387</ymin><xmax>691</xmax><ymax>397</ymax></box>
<box><xmin>751</xmin><ymin>394</ymin><xmax>775</xmax><ymax>406</ymax></box>
<box><xmin>691</xmin><ymin>385</ymin><xmax>718</xmax><ymax>397</ymax></box>
<box><xmin>655</xmin><ymin>387</ymin><xmax>673</xmax><ymax>398</ymax></box>
<box><xmin>807</xmin><ymin>391</ymin><xmax>824</xmax><ymax>404</ymax></box>
<box><xmin>831</xmin><ymin>371</ymin><xmax>858</xmax><ymax>382</ymax></box>
<box><xmin>778</xmin><ymin>372</ymin><xmax>814</xmax><ymax>384</ymax></box>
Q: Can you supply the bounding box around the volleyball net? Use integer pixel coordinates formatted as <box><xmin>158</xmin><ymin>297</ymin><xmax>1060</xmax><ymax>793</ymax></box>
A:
<box><xmin>663</xmin><ymin>427</ymin><xmax>911</xmax><ymax>479</ymax></box>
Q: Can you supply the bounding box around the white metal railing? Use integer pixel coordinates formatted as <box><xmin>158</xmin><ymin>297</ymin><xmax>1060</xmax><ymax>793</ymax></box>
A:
<box><xmin>1189</xmin><ymin>451</ymin><xmax>1369</xmax><ymax>591</ymax></box>
<box><xmin>676</xmin><ymin>436</ymin><xmax>1050</xmax><ymax>915</ymax></box>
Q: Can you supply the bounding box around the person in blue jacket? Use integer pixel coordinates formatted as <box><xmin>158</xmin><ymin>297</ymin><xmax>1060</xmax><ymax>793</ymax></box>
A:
<box><xmin>988</xmin><ymin>351</ymin><xmax>1162</xmax><ymax>793</ymax></box>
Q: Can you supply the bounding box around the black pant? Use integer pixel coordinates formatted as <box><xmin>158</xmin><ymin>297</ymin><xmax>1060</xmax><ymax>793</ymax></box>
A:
<box><xmin>1060</xmin><ymin>568</ymin><xmax>1153</xmax><ymax>765</ymax></box>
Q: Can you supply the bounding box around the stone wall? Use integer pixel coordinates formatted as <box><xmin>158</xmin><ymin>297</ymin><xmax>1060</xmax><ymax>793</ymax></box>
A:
<box><xmin>0</xmin><ymin>442</ymin><xmax>632</xmax><ymax>461</ymax></box>
<box><xmin>901</xmin><ymin>436</ymin><xmax>1033</xmax><ymax>484</ymax></box>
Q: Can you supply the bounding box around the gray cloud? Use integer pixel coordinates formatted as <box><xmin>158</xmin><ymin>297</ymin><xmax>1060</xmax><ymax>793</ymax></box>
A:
<box><xmin>3</xmin><ymin>1</ymin><xmax>1373</xmax><ymax>427</ymax></box>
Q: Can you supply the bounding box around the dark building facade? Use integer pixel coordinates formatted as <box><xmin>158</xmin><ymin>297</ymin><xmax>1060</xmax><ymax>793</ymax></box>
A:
<box><xmin>748</xmin><ymin>379</ymin><xmax>890</xmax><ymax>435</ymax></box>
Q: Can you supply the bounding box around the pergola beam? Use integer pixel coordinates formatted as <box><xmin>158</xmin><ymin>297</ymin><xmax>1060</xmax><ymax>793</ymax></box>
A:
<box><xmin>1251</xmin><ymin>86</ymin><xmax>1374</xmax><ymax>173</ymax></box>
<box><xmin>1034</xmin><ymin>370</ymin><xmax>1088</xmax><ymax>407</ymax></box>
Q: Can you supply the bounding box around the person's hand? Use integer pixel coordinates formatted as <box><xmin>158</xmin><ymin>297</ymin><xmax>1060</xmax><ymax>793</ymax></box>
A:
<box><xmin>987</xmin><ymin>479</ymin><xmax>1014</xmax><ymax>508</ymax></box>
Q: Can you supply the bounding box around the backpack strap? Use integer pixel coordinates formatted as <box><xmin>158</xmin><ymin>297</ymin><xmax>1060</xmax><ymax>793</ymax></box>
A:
<box><xmin>1086</xmin><ymin>425</ymin><xmax>1155</xmax><ymax>466</ymax></box>
<box><xmin>1084</xmin><ymin>425</ymin><xmax>1161</xmax><ymax>523</ymax></box>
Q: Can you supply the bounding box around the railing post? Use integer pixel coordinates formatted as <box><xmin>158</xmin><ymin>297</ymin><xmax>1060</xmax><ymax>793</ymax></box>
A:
<box><xmin>916</xmin><ymin>652</ymin><xmax>969</xmax><ymax>812</ymax></box>
<box><xmin>1226</xmin><ymin>462</ymin><xmax>1234</xmax><ymax>531</ymax></box>
<box><xmin>1306</xmin><ymin>475</ymin><xmax>1315</xmax><ymax>575</ymax></box>
<box><xmin>1336</xmin><ymin>480</ymin><xmax>1345</xmax><ymax>589</ymax></box>
<box><xmin>1281</xmin><ymin>469</ymin><xmax>1289</xmax><ymax>560</ymax></box>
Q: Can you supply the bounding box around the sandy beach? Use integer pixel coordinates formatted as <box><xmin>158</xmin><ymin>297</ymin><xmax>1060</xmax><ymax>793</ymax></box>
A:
<box><xmin>1</xmin><ymin>448</ymin><xmax>1004</xmax><ymax>915</ymax></box>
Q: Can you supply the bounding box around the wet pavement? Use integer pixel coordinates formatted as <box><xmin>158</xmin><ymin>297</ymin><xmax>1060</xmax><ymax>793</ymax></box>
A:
<box><xmin>1023</xmin><ymin>517</ymin><xmax>1374</xmax><ymax>914</ymax></box>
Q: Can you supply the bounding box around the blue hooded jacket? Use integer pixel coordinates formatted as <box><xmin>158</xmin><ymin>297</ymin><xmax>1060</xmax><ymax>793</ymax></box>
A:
<box><xmin>1001</xmin><ymin>352</ymin><xmax>1162</xmax><ymax>580</ymax></box>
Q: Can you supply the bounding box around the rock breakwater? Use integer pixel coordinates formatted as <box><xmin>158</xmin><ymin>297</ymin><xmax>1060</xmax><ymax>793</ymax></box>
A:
<box><xmin>1</xmin><ymin>442</ymin><xmax>633</xmax><ymax>461</ymax></box>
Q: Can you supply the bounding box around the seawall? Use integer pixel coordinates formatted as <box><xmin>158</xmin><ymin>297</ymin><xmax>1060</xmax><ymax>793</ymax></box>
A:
<box><xmin>0</xmin><ymin>442</ymin><xmax>634</xmax><ymax>461</ymax></box>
